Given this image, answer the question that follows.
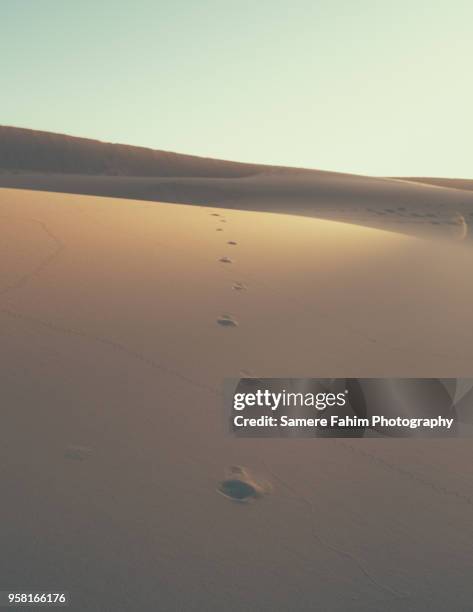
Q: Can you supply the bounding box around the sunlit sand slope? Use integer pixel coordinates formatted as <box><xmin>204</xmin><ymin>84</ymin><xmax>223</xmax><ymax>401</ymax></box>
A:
<box><xmin>1</xmin><ymin>188</ymin><xmax>473</xmax><ymax>611</ymax></box>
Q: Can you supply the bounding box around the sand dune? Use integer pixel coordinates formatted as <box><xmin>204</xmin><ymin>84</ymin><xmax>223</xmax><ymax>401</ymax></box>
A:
<box><xmin>1</xmin><ymin>186</ymin><xmax>473</xmax><ymax>611</ymax></box>
<box><xmin>0</xmin><ymin>125</ymin><xmax>298</xmax><ymax>177</ymax></box>
<box><xmin>2</xmin><ymin>128</ymin><xmax>473</xmax><ymax>610</ymax></box>
<box><xmin>1</xmin><ymin>127</ymin><xmax>473</xmax><ymax>244</ymax></box>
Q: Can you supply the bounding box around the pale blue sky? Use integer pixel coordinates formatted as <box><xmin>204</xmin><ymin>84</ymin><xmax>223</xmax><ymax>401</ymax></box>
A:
<box><xmin>2</xmin><ymin>0</ymin><xmax>472</xmax><ymax>177</ymax></box>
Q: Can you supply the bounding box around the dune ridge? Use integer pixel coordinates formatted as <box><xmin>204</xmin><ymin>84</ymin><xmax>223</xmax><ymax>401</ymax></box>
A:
<box><xmin>0</xmin><ymin>125</ymin><xmax>301</xmax><ymax>178</ymax></box>
<box><xmin>391</xmin><ymin>176</ymin><xmax>473</xmax><ymax>192</ymax></box>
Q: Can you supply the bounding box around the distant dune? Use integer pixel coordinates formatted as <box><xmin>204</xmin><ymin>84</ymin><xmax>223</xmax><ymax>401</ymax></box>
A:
<box><xmin>0</xmin><ymin>125</ymin><xmax>298</xmax><ymax>178</ymax></box>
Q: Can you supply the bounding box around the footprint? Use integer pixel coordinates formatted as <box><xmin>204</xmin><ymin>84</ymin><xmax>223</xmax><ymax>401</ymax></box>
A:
<box><xmin>219</xmin><ymin>256</ymin><xmax>233</xmax><ymax>263</ymax></box>
<box><xmin>233</xmin><ymin>282</ymin><xmax>246</xmax><ymax>291</ymax></box>
<box><xmin>217</xmin><ymin>314</ymin><xmax>238</xmax><ymax>327</ymax></box>
<box><xmin>210</xmin><ymin>213</ymin><xmax>220</xmax><ymax>217</ymax></box>
<box><xmin>217</xmin><ymin>466</ymin><xmax>271</xmax><ymax>502</ymax></box>
<box><xmin>227</xmin><ymin>241</ymin><xmax>237</xmax><ymax>246</ymax></box>
<box><xmin>216</xmin><ymin>228</ymin><xmax>223</xmax><ymax>232</ymax></box>
<box><xmin>65</xmin><ymin>445</ymin><xmax>92</xmax><ymax>461</ymax></box>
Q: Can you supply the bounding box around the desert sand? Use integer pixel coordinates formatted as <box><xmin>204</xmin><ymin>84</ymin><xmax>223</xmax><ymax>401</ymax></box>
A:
<box><xmin>1</xmin><ymin>181</ymin><xmax>473</xmax><ymax>611</ymax></box>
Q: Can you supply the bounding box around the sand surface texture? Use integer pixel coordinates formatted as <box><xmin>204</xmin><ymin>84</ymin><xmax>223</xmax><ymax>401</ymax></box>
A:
<box><xmin>1</xmin><ymin>185</ymin><xmax>473</xmax><ymax>611</ymax></box>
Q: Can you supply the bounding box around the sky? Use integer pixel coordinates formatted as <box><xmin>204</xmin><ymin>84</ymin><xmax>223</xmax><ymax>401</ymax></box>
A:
<box><xmin>1</xmin><ymin>0</ymin><xmax>472</xmax><ymax>177</ymax></box>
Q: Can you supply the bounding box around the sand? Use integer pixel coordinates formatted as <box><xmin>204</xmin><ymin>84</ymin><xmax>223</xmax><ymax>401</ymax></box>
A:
<box><xmin>1</xmin><ymin>186</ymin><xmax>473</xmax><ymax>611</ymax></box>
<box><xmin>394</xmin><ymin>177</ymin><xmax>473</xmax><ymax>192</ymax></box>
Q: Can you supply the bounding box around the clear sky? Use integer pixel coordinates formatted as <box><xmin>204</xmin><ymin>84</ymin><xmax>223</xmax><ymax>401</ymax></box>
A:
<box><xmin>2</xmin><ymin>0</ymin><xmax>472</xmax><ymax>177</ymax></box>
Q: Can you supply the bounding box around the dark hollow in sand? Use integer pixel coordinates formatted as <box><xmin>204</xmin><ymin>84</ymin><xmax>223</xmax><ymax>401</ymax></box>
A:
<box><xmin>227</xmin><ymin>241</ymin><xmax>237</xmax><ymax>245</ymax></box>
<box><xmin>217</xmin><ymin>466</ymin><xmax>270</xmax><ymax>502</ymax></box>
<box><xmin>217</xmin><ymin>315</ymin><xmax>238</xmax><ymax>327</ymax></box>
<box><xmin>218</xmin><ymin>479</ymin><xmax>258</xmax><ymax>501</ymax></box>
<box><xmin>219</xmin><ymin>256</ymin><xmax>233</xmax><ymax>263</ymax></box>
